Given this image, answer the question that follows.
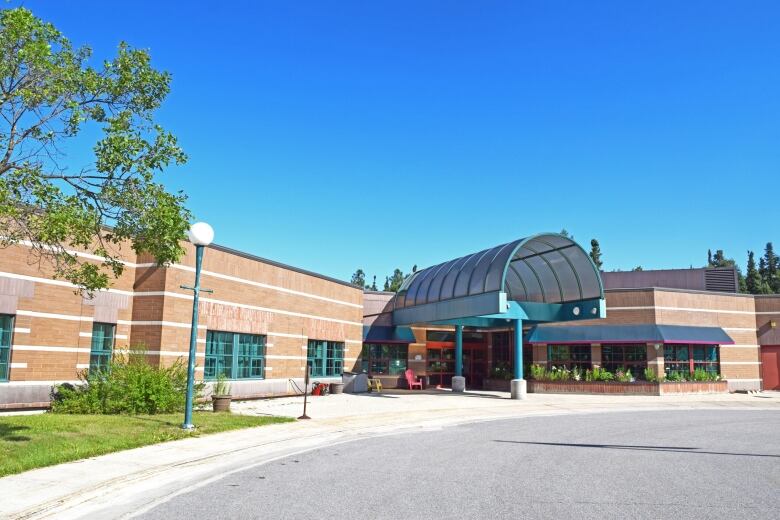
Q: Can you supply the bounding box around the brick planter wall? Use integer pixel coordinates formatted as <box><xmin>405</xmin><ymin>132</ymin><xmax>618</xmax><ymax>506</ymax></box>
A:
<box><xmin>658</xmin><ymin>381</ymin><xmax>729</xmax><ymax>395</ymax></box>
<box><xmin>527</xmin><ymin>380</ymin><xmax>729</xmax><ymax>395</ymax></box>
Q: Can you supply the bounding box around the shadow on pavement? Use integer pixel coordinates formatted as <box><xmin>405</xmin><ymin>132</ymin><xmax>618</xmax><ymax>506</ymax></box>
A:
<box><xmin>493</xmin><ymin>440</ymin><xmax>780</xmax><ymax>458</ymax></box>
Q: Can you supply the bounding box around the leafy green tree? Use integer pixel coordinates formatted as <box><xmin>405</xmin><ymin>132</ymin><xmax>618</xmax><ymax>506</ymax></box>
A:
<box><xmin>350</xmin><ymin>269</ymin><xmax>366</xmax><ymax>288</ymax></box>
<box><xmin>631</xmin><ymin>266</ymin><xmax>643</xmax><ymax>271</ymax></box>
<box><xmin>0</xmin><ymin>8</ymin><xmax>189</xmax><ymax>293</ymax></box>
<box><xmin>589</xmin><ymin>239</ymin><xmax>603</xmax><ymax>270</ymax></box>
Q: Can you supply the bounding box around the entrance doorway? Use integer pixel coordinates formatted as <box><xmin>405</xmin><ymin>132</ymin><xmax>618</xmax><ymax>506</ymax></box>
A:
<box><xmin>425</xmin><ymin>331</ymin><xmax>489</xmax><ymax>388</ymax></box>
<box><xmin>761</xmin><ymin>346</ymin><xmax>780</xmax><ymax>390</ymax></box>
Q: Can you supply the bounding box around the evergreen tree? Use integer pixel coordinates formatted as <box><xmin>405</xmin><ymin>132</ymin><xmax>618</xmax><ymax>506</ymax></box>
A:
<box><xmin>370</xmin><ymin>275</ymin><xmax>378</xmax><ymax>291</ymax></box>
<box><xmin>763</xmin><ymin>242</ymin><xmax>778</xmax><ymax>293</ymax></box>
<box><xmin>707</xmin><ymin>249</ymin><xmax>713</xmax><ymax>267</ymax></box>
<box><xmin>589</xmin><ymin>239</ymin><xmax>603</xmax><ymax>270</ymax></box>
<box><xmin>746</xmin><ymin>251</ymin><xmax>762</xmax><ymax>295</ymax></box>
<box><xmin>350</xmin><ymin>269</ymin><xmax>366</xmax><ymax>288</ymax></box>
<box><xmin>386</xmin><ymin>268</ymin><xmax>405</xmax><ymax>292</ymax></box>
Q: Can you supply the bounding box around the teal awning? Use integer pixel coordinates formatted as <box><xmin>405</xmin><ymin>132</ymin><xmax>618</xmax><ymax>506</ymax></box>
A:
<box><xmin>363</xmin><ymin>326</ymin><xmax>416</xmax><ymax>344</ymax></box>
<box><xmin>526</xmin><ymin>324</ymin><xmax>734</xmax><ymax>345</ymax></box>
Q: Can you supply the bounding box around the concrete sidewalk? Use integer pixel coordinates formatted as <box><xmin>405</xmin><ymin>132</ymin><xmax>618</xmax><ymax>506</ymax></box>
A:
<box><xmin>1</xmin><ymin>391</ymin><xmax>778</xmax><ymax>520</ymax></box>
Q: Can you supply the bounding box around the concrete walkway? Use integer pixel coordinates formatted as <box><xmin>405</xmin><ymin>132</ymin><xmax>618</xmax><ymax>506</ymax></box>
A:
<box><xmin>1</xmin><ymin>390</ymin><xmax>778</xmax><ymax>520</ymax></box>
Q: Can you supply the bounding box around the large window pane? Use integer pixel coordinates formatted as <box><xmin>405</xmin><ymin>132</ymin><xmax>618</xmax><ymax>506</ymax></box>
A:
<box><xmin>0</xmin><ymin>315</ymin><xmax>12</xmax><ymax>382</ymax></box>
<box><xmin>89</xmin><ymin>322</ymin><xmax>115</xmax><ymax>373</ymax></box>
<box><xmin>206</xmin><ymin>331</ymin><xmax>265</xmax><ymax>380</ymax></box>
<box><xmin>308</xmin><ymin>340</ymin><xmax>344</xmax><ymax>377</ymax></box>
<box><xmin>362</xmin><ymin>343</ymin><xmax>408</xmax><ymax>376</ymax></box>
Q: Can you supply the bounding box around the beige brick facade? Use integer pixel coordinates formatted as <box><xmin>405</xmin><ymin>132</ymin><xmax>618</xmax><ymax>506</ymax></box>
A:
<box><xmin>0</xmin><ymin>241</ymin><xmax>362</xmax><ymax>408</ymax></box>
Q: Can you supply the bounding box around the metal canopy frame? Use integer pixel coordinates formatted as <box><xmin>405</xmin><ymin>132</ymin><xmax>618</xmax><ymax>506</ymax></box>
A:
<box><xmin>392</xmin><ymin>233</ymin><xmax>606</xmax><ymax>328</ymax></box>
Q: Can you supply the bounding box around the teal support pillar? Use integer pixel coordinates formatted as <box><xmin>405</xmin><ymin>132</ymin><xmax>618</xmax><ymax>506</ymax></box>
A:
<box><xmin>511</xmin><ymin>318</ymin><xmax>526</xmax><ymax>399</ymax></box>
<box><xmin>455</xmin><ymin>324</ymin><xmax>463</xmax><ymax>376</ymax></box>
<box><xmin>513</xmin><ymin>318</ymin><xmax>523</xmax><ymax>380</ymax></box>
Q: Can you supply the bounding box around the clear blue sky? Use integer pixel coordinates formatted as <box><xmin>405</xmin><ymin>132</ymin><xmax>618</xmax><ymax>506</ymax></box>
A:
<box><xmin>18</xmin><ymin>1</ymin><xmax>780</xmax><ymax>282</ymax></box>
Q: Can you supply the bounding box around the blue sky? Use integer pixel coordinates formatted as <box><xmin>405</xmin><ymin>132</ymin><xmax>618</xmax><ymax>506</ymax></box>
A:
<box><xmin>17</xmin><ymin>1</ymin><xmax>780</xmax><ymax>282</ymax></box>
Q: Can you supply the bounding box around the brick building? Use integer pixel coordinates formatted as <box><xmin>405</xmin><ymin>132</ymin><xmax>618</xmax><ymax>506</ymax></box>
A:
<box><xmin>0</xmin><ymin>241</ymin><xmax>362</xmax><ymax>409</ymax></box>
<box><xmin>1</xmin><ymin>236</ymin><xmax>779</xmax><ymax>409</ymax></box>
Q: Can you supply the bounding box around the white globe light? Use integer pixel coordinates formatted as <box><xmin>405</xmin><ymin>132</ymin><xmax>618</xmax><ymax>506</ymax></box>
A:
<box><xmin>187</xmin><ymin>222</ymin><xmax>214</xmax><ymax>246</ymax></box>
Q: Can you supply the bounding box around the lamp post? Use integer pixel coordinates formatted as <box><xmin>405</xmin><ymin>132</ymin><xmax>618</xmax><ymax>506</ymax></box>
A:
<box><xmin>181</xmin><ymin>222</ymin><xmax>214</xmax><ymax>430</ymax></box>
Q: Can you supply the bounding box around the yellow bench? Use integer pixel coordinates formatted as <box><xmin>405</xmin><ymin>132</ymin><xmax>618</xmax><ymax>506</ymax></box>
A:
<box><xmin>368</xmin><ymin>378</ymin><xmax>383</xmax><ymax>392</ymax></box>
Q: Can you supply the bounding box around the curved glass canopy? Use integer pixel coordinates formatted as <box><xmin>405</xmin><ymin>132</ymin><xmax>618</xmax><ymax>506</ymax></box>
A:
<box><xmin>395</xmin><ymin>233</ymin><xmax>603</xmax><ymax>310</ymax></box>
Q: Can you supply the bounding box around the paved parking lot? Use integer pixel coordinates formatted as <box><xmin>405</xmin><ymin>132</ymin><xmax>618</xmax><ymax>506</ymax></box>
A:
<box><xmin>140</xmin><ymin>409</ymin><xmax>780</xmax><ymax>520</ymax></box>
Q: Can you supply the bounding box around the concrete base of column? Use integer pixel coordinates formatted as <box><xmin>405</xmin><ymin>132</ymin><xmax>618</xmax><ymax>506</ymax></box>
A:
<box><xmin>510</xmin><ymin>379</ymin><xmax>527</xmax><ymax>400</ymax></box>
<box><xmin>451</xmin><ymin>376</ymin><xmax>466</xmax><ymax>393</ymax></box>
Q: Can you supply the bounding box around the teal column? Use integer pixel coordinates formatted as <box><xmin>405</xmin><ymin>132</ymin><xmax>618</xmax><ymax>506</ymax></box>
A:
<box><xmin>513</xmin><ymin>318</ymin><xmax>523</xmax><ymax>380</ymax></box>
<box><xmin>455</xmin><ymin>324</ymin><xmax>463</xmax><ymax>377</ymax></box>
<box><xmin>182</xmin><ymin>245</ymin><xmax>204</xmax><ymax>430</ymax></box>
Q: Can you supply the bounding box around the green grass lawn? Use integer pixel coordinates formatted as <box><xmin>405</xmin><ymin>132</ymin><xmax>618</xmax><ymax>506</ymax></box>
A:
<box><xmin>0</xmin><ymin>412</ymin><xmax>294</xmax><ymax>477</ymax></box>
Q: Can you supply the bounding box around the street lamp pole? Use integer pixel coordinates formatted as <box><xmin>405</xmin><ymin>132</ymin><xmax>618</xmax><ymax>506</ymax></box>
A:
<box><xmin>181</xmin><ymin>222</ymin><xmax>214</xmax><ymax>430</ymax></box>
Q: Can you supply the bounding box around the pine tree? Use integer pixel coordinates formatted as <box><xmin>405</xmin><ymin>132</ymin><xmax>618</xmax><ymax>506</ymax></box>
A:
<box><xmin>370</xmin><ymin>275</ymin><xmax>378</xmax><ymax>291</ymax></box>
<box><xmin>746</xmin><ymin>251</ymin><xmax>762</xmax><ymax>294</ymax></box>
<box><xmin>707</xmin><ymin>249</ymin><xmax>713</xmax><ymax>267</ymax></box>
<box><xmin>589</xmin><ymin>239</ymin><xmax>603</xmax><ymax>270</ymax></box>
<box><xmin>763</xmin><ymin>242</ymin><xmax>778</xmax><ymax>293</ymax></box>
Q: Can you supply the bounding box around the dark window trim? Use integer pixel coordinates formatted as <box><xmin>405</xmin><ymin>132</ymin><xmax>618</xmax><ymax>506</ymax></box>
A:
<box><xmin>205</xmin><ymin>330</ymin><xmax>266</xmax><ymax>380</ymax></box>
<box><xmin>0</xmin><ymin>314</ymin><xmax>14</xmax><ymax>382</ymax></box>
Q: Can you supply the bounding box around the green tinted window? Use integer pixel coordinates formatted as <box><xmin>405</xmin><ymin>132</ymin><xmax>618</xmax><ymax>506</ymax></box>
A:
<box><xmin>0</xmin><ymin>315</ymin><xmax>13</xmax><ymax>382</ymax></box>
<box><xmin>89</xmin><ymin>323</ymin><xmax>115</xmax><ymax>373</ymax></box>
<box><xmin>205</xmin><ymin>331</ymin><xmax>265</xmax><ymax>380</ymax></box>
<box><xmin>307</xmin><ymin>340</ymin><xmax>344</xmax><ymax>377</ymax></box>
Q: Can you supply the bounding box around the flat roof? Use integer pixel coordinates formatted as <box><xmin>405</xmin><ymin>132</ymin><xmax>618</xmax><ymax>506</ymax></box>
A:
<box><xmin>209</xmin><ymin>243</ymin><xmax>359</xmax><ymax>289</ymax></box>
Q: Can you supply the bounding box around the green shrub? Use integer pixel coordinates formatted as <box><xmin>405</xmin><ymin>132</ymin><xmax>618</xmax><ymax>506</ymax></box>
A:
<box><xmin>615</xmin><ymin>367</ymin><xmax>633</xmax><ymax>383</ymax></box>
<box><xmin>530</xmin><ymin>364</ymin><xmax>548</xmax><ymax>380</ymax></box>
<box><xmin>52</xmin><ymin>350</ymin><xmax>201</xmax><ymax>414</ymax></box>
<box><xmin>692</xmin><ymin>367</ymin><xmax>720</xmax><ymax>382</ymax></box>
<box><xmin>213</xmin><ymin>372</ymin><xmax>232</xmax><ymax>396</ymax></box>
<box><xmin>666</xmin><ymin>370</ymin><xmax>686</xmax><ymax>382</ymax></box>
<box><xmin>643</xmin><ymin>367</ymin><xmax>659</xmax><ymax>382</ymax></box>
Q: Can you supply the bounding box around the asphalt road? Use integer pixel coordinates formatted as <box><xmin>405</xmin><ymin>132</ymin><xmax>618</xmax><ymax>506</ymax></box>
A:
<box><xmin>138</xmin><ymin>410</ymin><xmax>780</xmax><ymax>520</ymax></box>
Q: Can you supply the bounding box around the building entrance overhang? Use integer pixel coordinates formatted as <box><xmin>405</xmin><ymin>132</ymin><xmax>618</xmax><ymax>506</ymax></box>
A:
<box><xmin>387</xmin><ymin>233</ymin><xmax>607</xmax><ymax>394</ymax></box>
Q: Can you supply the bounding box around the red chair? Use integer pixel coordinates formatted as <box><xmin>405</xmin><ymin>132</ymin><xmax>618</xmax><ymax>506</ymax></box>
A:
<box><xmin>405</xmin><ymin>369</ymin><xmax>423</xmax><ymax>390</ymax></box>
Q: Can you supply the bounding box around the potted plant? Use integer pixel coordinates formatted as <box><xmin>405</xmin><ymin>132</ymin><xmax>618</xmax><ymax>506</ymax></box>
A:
<box><xmin>211</xmin><ymin>373</ymin><xmax>232</xmax><ymax>412</ymax></box>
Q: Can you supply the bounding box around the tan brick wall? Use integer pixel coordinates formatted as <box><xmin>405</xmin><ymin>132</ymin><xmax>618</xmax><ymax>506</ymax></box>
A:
<box><xmin>1</xmin><ymin>240</ymin><xmax>362</xmax><ymax>387</ymax></box>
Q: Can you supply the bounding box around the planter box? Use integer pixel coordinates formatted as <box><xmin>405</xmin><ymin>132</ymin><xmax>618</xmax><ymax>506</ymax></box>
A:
<box><xmin>483</xmin><ymin>378</ymin><xmax>511</xmax><ymax>392</ymax></box>
<box><xmin>527</xmin><ymin>380</ymin><xmax>729</xmax><ymax>396</ymax></box>
<box><xmin>658</xmin><ymin>381</ymin><xmax>729</xmax><ymax>395</ymax></box>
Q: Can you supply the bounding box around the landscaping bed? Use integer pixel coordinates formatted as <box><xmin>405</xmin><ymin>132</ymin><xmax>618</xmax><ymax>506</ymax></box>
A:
<box><xmin>0</xmin><ymin>412</ymin><xmax>293</xmax><ymax>477</ymax></box>
<box><xmin>528</xmin><ymin>380</ymin><xmax>729</xmax><ymax>395</ymax></box>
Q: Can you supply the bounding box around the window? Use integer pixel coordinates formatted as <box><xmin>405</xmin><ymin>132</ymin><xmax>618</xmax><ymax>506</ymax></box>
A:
<box><xmin>664</xmin><ymin>344</ymin><xmax>719</xmax><ymax>377</ymax></box>
<box><xmin>0</xmin><ymin>315</ymin><xmax>13</xmax><ymax>382</ymax></box>
<box><xmin>307</xmin><ymin>340</ymin><xmax>344</xmax><ymax>377</ymax></box>
<box><xmin>547</xmin><ymin>344</ymin><xmax>591</xmax><ymax>370</ymax></box>
<box><xmin>89</xmin><ymin>323</ymin><xmax>115</xmax><ymax>373</ymax></box>
<box><xmin>602</xmin><ymin>344</ymin><xmax>648</xmax><ymax>378</ymax></box>
<box><xmin>360</xmin><ymin>343</ymin><xmax>408</xmax><ymax>375</ymax></box>
<box><xmin>205</xmin><ymin>331</ymin><xmax>265</xmax><ymax>380</ymax></box>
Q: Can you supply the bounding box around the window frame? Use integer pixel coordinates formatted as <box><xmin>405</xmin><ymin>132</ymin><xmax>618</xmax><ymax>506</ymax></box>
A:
<box><xmin>205</xmin><ymin>330</ymin><xmax>266</xmax><ymax>380</ymax></box>
<box><xmin>307</xmin><ymin>339</ymin><xmax>344</xmax><ymax>378</ymax></box>
<box><xmin>601</xmin><ymin>343</ymin><xmax>648</xmax><ymax>378</ymax></box>
<box><xmin>547</xmin><ymin>344</ymin><xmax>592</xmax><ymax>370</ymax></box>
<box><xmin>360</xmin><ymin>343</ymin><xmax>409</xmax><ymax>376</ymax></box>
<box><xmin>0</xmin><ymin>314</ymin><xmax>14</xmax><ymax>382</ymax></box>
<box><xmin>664</xmin><ymin>344</ymin><xmax>719</xmax><ymax>377</ymax></box>
<box><xmin>89</xmin><ymin>322</ymin><xmax>116</xmax><ymax>373</ymax></box>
